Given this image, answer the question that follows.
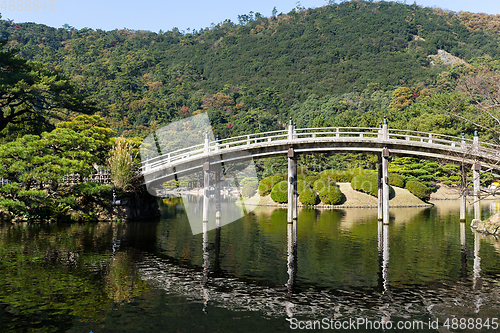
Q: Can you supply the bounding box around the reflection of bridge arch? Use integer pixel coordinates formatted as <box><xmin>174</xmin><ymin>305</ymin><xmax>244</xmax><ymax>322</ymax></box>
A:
<box><xmin>142</xmin><ymin>123</ymin><xmax>500</xmax><ymax>223</ymax></box>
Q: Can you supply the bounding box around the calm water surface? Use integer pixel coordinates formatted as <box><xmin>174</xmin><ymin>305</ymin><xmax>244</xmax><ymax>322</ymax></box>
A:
<box><xmin>1</xmin><ymin>200</ymin><xmax>500</xmax><ymax>332</ymax></box>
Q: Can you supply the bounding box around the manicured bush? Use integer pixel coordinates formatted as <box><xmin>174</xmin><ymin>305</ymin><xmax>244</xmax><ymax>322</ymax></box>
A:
<box><xmin>297</xmin><ymin>180</ymin><xmax>308</xmax><ymax>195</ymax></box>
<box><xmin>389</xmin><ymin>173</ymin><xmax>405</xmax><ymax>188</ymax></box>
<box><xmin>242</xmin><ymin>181</ymin><xmax>258</xmax><ymax>198</ymax></box>
<box><xmin>297</xmin><ymin>173</ymin><xmax>306</xmax><ymax>180</ymax></box>
<box><xmin>319</xmin><ymin>169</ymin><xmax>351</xmax><ymax>182</ymax></box>
<box><xmin>299</xmin><ymin>187</ymin><xmax>320</xmax><ymax>206</ymax></box>
<box><xmin>319</xmin><ymin>168</ymin><xmax>368</xmax><ymax>182</ymax></box>
<box><xmin>305</xmin><ymin>175</ymin><xmax>319</xmax><ymax>187</ymax></box>
<box><xmin>258</xmin><ymin>175</ymin><xmax>284</xmax><ymax>196</ymax></box>
<box><xmin>351</xmin><ymin>172</ymin><xmax>378</xmax><ymax>197</ymax></box>
<box><xmin>297</xmin><ymin>166</ymin><xmax>311</xmax><ymax>176</ymax></box>
<box><xmin>405</xmin><ymin>180</ymin><xmax>430</xmax><ymax>201</ymax></box>
<box><xmin>270</xmin><ymin>180</ymin><xmax>288</xmax><ymax>203</ymax></box>
<box><xmin>313</xmin><ymin>177</ymin><xmax>337</xmax><ymax>193</ymax></box>
<box><xmin>319</xmin><ymin>186</ymin><xmax>343</xmax><ymax>205</ymax></box>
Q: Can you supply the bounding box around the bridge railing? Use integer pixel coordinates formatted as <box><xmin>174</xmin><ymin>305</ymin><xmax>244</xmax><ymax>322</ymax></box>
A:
<box><xmin>143</xmin><ymin>143</ymin><xmax>205</xmax><ymax>172</ymax></box>
<box><xmin>295</xmin><ymin>127</ymin><xmax>380</xmax><ymax>139</ymax></box>
<box><xmin>388</xmin><ymin>129</ymin><xmax>500</xmax><ymax>156</ymax></box>
<box><xmin>388</xmin><ymin>129</ymin><xmax>467</xmax><ymax>147</ymax></box>
<box><xmin>210</xmin><ymin>129</ymin><xmax>288</xmax><ymax>152</ymax></box>
<box><xmin>141</xmin><ymin>126</ymin><xmax>500</xmax><ymax>174</ymax></box>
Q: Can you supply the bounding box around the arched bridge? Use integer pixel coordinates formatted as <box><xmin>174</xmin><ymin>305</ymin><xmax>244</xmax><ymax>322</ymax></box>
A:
<box><xmin>141</xmin><ymin>125</ymin><xmax>500</xmax><ymax>181</ymax></box>
<box><xmin>141</xmin><ymin>122</ymin><xmax>500</xmax><ymax>225</ymax></box>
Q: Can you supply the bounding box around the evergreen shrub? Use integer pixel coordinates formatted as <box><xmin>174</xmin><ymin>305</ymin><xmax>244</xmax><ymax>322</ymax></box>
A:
<box><xmin>351</xmin><ymin>172</ymin><xmax>378</xmax><ymax>197</ymax></box>
<box><xmin>389</xmin><ymin>173</ymin><xmax>405</xmax><ymax>188</ymax></box>
<box><xmin>319</xmin><ymin>186</ymin><xmax>343</xmax><ymax>205</ymax></box>
<box><xmin>405</xmin><ymin>180</ymin><xmax>430</xmax><ymax>201</ymax></box>
<box><xmin>259</xmin><ymin>175</ymin><xmax>284</xmax><ymax>196</ymax></box>
<box><xmin>242</xmin><ymin>181</ymin><xmax>258</xmax><ymax>198</ymax></box>
<box><xmin>313</xmin><ymin>177</ymin><xmax>337</xmax><ymax>193</ymax></box>
<box><xmin>270</xmin><ymin>180</ymin><xmax>288</xmax><ymax>203</ymax></box>
<box><xmin>299</xmin><ymin>187</ymin><xmax>320</xmax><ymax>206</ymax></box>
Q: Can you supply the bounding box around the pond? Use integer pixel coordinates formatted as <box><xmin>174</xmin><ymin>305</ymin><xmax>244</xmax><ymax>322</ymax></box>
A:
<box><xmin>1</xmin><ymin>200</ymin><xmax>500</xmax><ymax>332</ymax></box>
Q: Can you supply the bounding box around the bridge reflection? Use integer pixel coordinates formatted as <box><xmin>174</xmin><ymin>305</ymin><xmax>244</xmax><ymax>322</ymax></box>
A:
<box><xmin>137</xmin><ymin>205</ymin><xmax>497</xmax><ymax>321</ymax></box>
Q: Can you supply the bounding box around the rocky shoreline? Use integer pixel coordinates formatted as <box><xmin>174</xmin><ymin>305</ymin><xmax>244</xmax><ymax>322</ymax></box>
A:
<box><xmin>472</xmin><ymin>214</ymin><xmax>500</xmax><ymax>236</ymax></box>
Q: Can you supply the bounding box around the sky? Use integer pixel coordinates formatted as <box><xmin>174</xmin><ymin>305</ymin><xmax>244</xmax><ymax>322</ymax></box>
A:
<box><xmin>0</xmin><ymin>0</ymin><xmax>499</xmax><ymax>33</ymax></box>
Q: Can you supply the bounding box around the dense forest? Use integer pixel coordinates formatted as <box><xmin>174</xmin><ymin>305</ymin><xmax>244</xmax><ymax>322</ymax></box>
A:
<box><xmin>1</xmin><ymin>0</ymin><xmax>500</xmax><ymax>141</ymax></box>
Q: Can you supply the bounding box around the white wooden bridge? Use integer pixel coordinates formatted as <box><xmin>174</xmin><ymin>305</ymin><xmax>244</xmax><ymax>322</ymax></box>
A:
<box><xmin>141</xmin><ymin>118</ymin><xmax>500</xmax><ymax>224</ymax></box>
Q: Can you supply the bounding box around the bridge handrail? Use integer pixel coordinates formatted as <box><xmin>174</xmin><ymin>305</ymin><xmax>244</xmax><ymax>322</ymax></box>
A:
<box><xmin>141</xmin><ymin>127</ymin><xmax>500</xmax><ymax>172</ymax></box>
<box><xmin>389</xmin><ymin>129</ymin><xmax>470</xmax><ymax>142</ymax></box>
<box><xmin>211</xmin><ymin>133</ymin><xmax>288</xmax><ymax>151</ymax></box>
<box><xmin>142</xmin><ymin>143</ymin><xmax>205</xmax><ymax>169</ymax></box>
<box><xmin>214</xmin><ymin>129</ymin><xmax>288</xmax><ymax>144</ymax></box>
<box><xmin>389</xmin><ymin>129</ymin><xmax>499</xmax><ymax>151</ymax></box>
<box><xmin>296</xmin><ymin>126</ymin><xmax>379</xmax><ymax>132</ymax></box>
<box><xmin>295</xmin><ymin>127</ymin><xmax>380</xmax><ymax>138</ymax></box>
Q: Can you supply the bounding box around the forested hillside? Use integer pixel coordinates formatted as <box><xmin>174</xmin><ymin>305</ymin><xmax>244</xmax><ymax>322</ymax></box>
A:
<box><xmin>1</xmin><ymin>0</ymin><xmax>500</xmax><ymax>140</ymax></box>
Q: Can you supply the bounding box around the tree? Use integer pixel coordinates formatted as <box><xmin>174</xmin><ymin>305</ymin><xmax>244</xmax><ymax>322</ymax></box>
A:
<box><xmin>0</xmin><ymin>40</ymin><xmax>93</xmax><ymax>138</ymax></box>
<box><xmin>456</xmin><ymin>68</ymin><xmax>500</xmax><ymax>134</ymax></box>
<box><xmin>56</xmin><ymin>114</ymin><xmax>116</xmax><ymax>165</ymax></box>
<box><xmin>0</xmin><ymin>115</ymin><xmax>115</xmax><ymax>219</ymax></box>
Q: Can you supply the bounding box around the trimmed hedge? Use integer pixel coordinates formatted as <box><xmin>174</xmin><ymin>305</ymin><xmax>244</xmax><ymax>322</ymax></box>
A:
<box><xmin>319</xmin><ymin>186</ymin><xmax>343</xmax><ymax>205</ymax></box>
<box><xmin>318</xmin><ymin>168</ymin><xmax>367</xmax><ymax>182</ymax></box>
<box><xmin>351</xmin><ymin>172</ymin><xmax>378</xmax><ymax>197</ymax></box>
<box><xmin>389</xmin><ymin>173</ymin><xmax>405</xmax><ymax>188</ymax></box>
<box><xmin>406</xmin><ymin>180</ymin><xmax>430</xmax><ymax>201</ymax></box>
<box><xmin>313</xmin><ymin>177</ymin><xmax>337</xmax><ymax>193</ymax></box>
<box><xmin>304</xmin><ymin>175</ymin><xmax>319</xmax><ymax>188</ymax></box>
<box><xmin>299</xmin><ymin>187</ymin><xmax>320</xmax><ymax>206</ymax></box>
<box><xmin>297</xmin><ymin>180</ymin><xmax>308</xmax><ymax>195</ymax></box>
<box><xmin>258</xmin><ymin>175</ymin><xmax>284</xmax><ymax>196</ymax></box>
<box><xmin>270</xmin><ymin>180</ymin><xmax>288</xmax><ymax>203</ymax></box>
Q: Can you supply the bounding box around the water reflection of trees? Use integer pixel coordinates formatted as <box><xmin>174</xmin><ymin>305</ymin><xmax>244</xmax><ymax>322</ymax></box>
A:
<box><xmin>0</xmin><ymin>222</ymin><xmax>149</xmax><ymax>331</ymax></box>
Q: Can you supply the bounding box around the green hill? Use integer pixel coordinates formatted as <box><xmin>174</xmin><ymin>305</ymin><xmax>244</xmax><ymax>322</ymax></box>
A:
<box><xmin>0</xmin><ymin>1</ymin><xmax>499</xmax><ymax>139</ymax></box>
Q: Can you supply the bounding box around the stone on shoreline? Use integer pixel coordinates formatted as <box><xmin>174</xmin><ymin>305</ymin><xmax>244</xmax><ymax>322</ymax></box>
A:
<box><xmin>473</xmin><ymin>213</ymin><xmax>500</xmax><ymax>235</ymax></box>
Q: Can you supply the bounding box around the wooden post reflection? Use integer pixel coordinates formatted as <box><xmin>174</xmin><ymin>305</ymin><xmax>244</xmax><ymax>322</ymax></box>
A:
<box><xmin>202</xmin><ymin>221</ymin><xmax>209</xmax><ymax>313</ymax></box>
<box><xmin>460</xmin><ymin>222</ymin><xmax>467</xmax><ymax>278</ymax></box>
<box><xmin>285</xmin><ymin>220</ymin><xmax>298</xmax><ymax>318</ymax></box>
<box><xmin>378</xmin><ymin>222</ymin><xmax>390</xmax><ymax>294</ymax></box>
<box><xmin>473</xmin><ymin>231</ymin><xmax>482</xmax><ymax>291</ymax></box>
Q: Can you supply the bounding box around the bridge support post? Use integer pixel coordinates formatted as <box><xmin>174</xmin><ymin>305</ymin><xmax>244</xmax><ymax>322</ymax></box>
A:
<box><xmin>287</xmin><ymin>147</ymin><xmax>297</xmax><ymax>223</ymax></box>
<box><xmin>460</xmin><ymin>164</ymin><xmax>466</xmax><ymax>221</ymax></box>
<box><xmin>382</xmin><ymin>147</ymin><xmax>389</xmax><ymax>224</ymax></box>
<box><xmin>472</xmin><ymin>129</ymin><xmax>481</xmax><ymax>221</ymax></box>
<box><xmin>203</xmin><ymin>162</ymin><xmax>210</xmax><ymax>223</ymax></box>
<box><xmin>215</xmin><ymin>170</ymin><xmax>221</xmax><ymax>228</ymax></box>
<box><xmin>473</xmin><ymin>161</ymin><xmax>481</xmax><ymax>221</ymax></box>
<box><xmin>378</xmin><ymin>155</ymin><xmax>383</xmax><ymax>221</ymax></box>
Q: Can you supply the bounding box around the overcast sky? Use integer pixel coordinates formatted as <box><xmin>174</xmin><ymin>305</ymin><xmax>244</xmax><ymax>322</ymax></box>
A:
<box><xmin>1</xmin><ymin>0</ymin><xmax>499</xmax><ymax>33</ymax></box>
